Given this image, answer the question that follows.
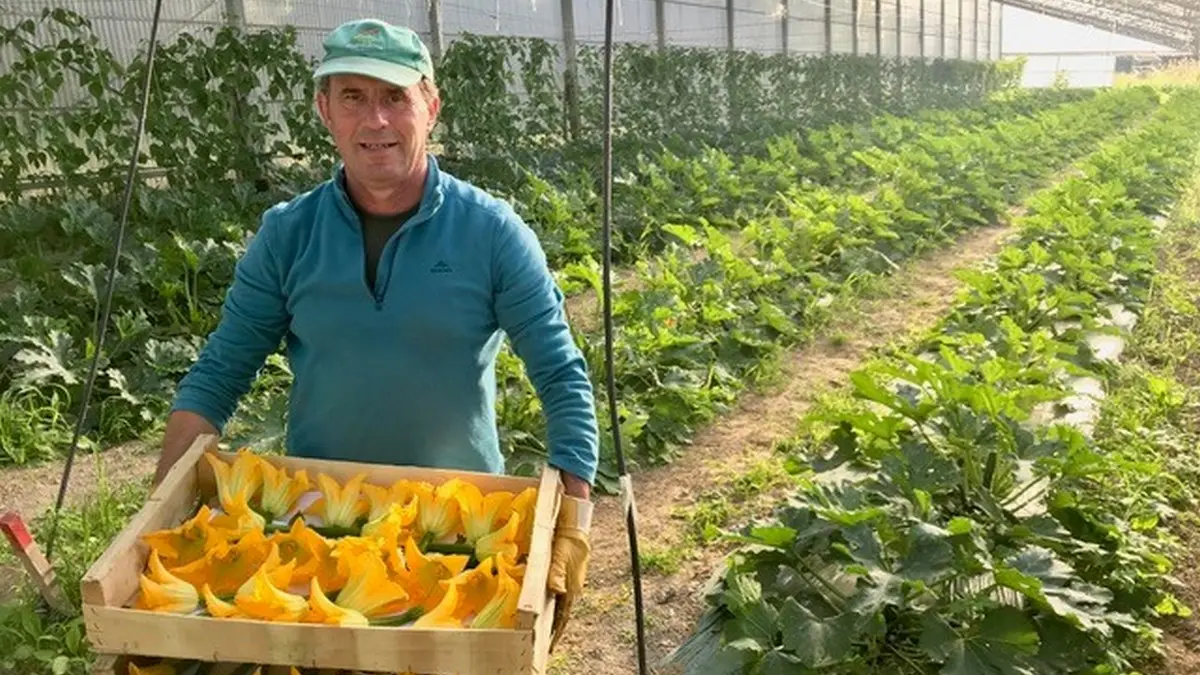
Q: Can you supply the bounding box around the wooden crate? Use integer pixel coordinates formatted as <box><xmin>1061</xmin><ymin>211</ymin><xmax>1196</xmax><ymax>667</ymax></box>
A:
<box><xmin>82</xmin><ymin>434</ymin><xmax>562</xmax><ymax>675</ymax></box>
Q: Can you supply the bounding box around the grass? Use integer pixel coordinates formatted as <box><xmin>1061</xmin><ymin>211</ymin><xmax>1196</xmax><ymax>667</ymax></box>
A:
<box><xmin>0</xmin><ymin>478</ymin><xmax>148</xmax><ymax>675</ymax></box>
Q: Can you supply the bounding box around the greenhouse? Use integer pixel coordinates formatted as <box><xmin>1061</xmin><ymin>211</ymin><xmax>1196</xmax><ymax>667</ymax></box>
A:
<box><xmin>2</xmin><ymin>1</ymin><xmax>1200</xmax><ymax>673</ymax></box>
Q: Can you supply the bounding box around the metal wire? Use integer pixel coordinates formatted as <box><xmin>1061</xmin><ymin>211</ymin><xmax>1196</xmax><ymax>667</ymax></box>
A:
<box><xmin>44</xmin><ymin>0</ymin><xmax>167</xmax><ymax>562</ymax></box>
<box><xmin>599</xmin><ymin>0</ymin><xmax>649</xmax><ymax>671</ymax></box>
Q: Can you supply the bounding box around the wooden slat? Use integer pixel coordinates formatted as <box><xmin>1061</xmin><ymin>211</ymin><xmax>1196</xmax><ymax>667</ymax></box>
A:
<box><xmin>530</xmin><ymin>591</ymin><xmax>558</xmax><ymax>674</ymax></box>
<box><xmin>80</xmin><ymin>435</ymin><xmax>213</xmax><ymax>608</ymax></box>
<box><xmin>199</xmin><ymin>450</ymin><xmax>540</xmax><ymax>501</ymax></box>
<box><xmin>516</xmin><ymin>465</ymin><xmax>562</xmax><ymax>628</ymax></box>
<box><xmin>84</xmin><ymin>605</ymin><xmax>534</xmax><ymax>674</ymax></box>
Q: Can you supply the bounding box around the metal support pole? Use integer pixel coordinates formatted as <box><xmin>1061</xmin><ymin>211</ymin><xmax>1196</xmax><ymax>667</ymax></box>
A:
<box><xmin>896</xmin><ymin>0</ymin><xmax>903</xmax><ymax>57</ymax></box>
<box><xmin>941</xmin><ymin>0</ymin><xmax>947</xmax><ymax>57</ymax></box>
<box><xmin>920</xmin><ymin>0</ymin><xmax>926</xmax><ymax>58</ymax></box>
<box><xmin>825</xmin><ymin>0</ymin><xmax>833</xmax><ymax>53</ymax></box>
<box><xmin>876</xmin><ymin>0</ymin><xmax>883</xmax><ymax>54</ymax></box>
<box><xmin>853</xmin><ymin>0</ymin><xmax>860</xmax><ymax>54</ymax></box>
<box><xmin>958</xmin><ymin>0</ymin><xmax>965</xmax><ymax>58</ymax></box>
<box><xmin>655</xmin><ymin>0</ymin><xmax>666</xmax><ymax>51</ymax></box>
<box><xmin>781</xmin><ymin>0</ymin><xmax>789</xmax><ymax>54</ymax></box>
<box><xmin>427</xmin><ymin>0</ymin><xmax>444</xmax><ymax>61</ymax></box>
<box><xmin>561</xmin><ymin>0</ymin><xmax>581</xmax><ymax>140</ymax></box>
<box><xmin>986</xmin><ymin>0</ymin><xmax>993</xmax><ymax>59</ymax></box>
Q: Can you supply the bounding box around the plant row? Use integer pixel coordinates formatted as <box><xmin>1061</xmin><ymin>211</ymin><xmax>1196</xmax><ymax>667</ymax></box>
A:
<box><xmin>1</xmin><ymin>8</ymin><xmax>1025</xmax><ymax>200</ymax></box>
<box><xmin>494</xmin><ymin>86</ymin><xmax>1163</xmax><ymax>487</ymax></box>
<box><xmin>495</xmin><ymin>87</ymin><xmax>1099</xmax><ymax>269</ymax></box>
<box><xmin>666</xmin><ymin>86</ymin><xmax>1200</xmax><ymax>675</ymax></box>
<box><xmin>0</xmin><ymin>84</ymin><xmax>1120</xmax><ymax>467</ymax></box>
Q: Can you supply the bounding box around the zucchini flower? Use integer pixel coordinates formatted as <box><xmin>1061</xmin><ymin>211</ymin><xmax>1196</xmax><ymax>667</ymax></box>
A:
<box><xmin>234</xmin><ymin>565</ymin><xmax>309</xmax><ymax>622</ymax></box>
<box><xmin>208</xmin><ymin>501</ymin><xmax>266</xmax><ymax>539</ymax></box>
<box><xmin>141</xmin><ymin>505</ymin><xmax>227</xmax><ymax>567</ymax></box>
<box><xmin>400</xmin><ymin>535</ymin><xmax>470</xmax><ymax>612</ymax></box>
<box><xmin>412</xmin><ymin>582</ymin><xmax>462</xmax><ymax>629</ymax></box>
<box><xmin>414</xmin><ymin>479</ymin><xmax>467</xmax><ymax>545</ymax></box>
<box><xmin>334</xmin><ymin>552</ymin><xmax>411</xmax><ymax>619</ymax></box>
<box><xmin>455</xmin><ymin>483</ymin><xmax>515</xmax><ymax>545</ymax></box>
<box><xmin>169</xmin><ymin>529</ymin><xmax>274</xmax><ymax>597</ymax></box>
<box><xmin>305</xmin><ymin>577</ymin><xmax>370</xmax><ymax>627</ymax></box>
<box><xmin>269</xmin><ymin>518</ymin><xmax>330</xmax><ymax>587</ymax></box>
<box><xmin>306</xmin><ymin>472</ymin><xmax>369</xmax><ymax>529</ymax></box>
<box><xmin>257</xmin><ymin>459</ymin><xmax>309</xmax><ymax>522</ymax></box>
<box><xmin>474</xmin><ymin>511</ymin><xmax>521</xmax><ymax>566</ymax></box>
<box><xmin>510</xmin><ymin>487</ymin><xmax>538</xmax><ymax>558</ymax></box>
<box><xmin>201</xmin><ymin>583</ymin><xmax>241</xmax><ymax>618</ymax></box>
<box><xmin>471</xmin><ymin>564</ymin><xmax>522</xmax><ymax>629</ymax></box>
<box><xmin>205</xmin><ymin>450</ymin><xmax>263</xmax><ymax>517</ymax></box>
<box><xmin>135</xmin><ymin>549</ymin><xmax>199</xmax><ymax>614</ymax></box>
<box><xmin>442</xmin><ymin>557</ymin><xmax>498</xmax><ymax>623</ymax></box>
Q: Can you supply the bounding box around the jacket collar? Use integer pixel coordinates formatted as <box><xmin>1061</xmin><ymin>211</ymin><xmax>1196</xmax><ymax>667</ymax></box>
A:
<box><xmin>329</xmin><ymin>152</ymin><xmax>445</xmax><ymax>229</ymax></box>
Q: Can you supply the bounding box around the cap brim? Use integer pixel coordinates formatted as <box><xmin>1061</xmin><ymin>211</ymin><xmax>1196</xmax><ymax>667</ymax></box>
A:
<box><xmin>313</xmin><ymin>56</ymin><xmax>423</xmax><ymax>88</ymax></box>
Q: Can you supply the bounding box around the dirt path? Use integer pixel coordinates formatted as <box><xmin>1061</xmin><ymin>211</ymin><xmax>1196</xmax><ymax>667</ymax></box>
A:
<box><xmin>548</xmin><ymin>222</ymin><xmax>1017</xmax><ymax>674</ymax></box>
<box><xmin>0</xmin><ymin>440</ymin><xmax>156</xmax><ymax>519</ymax></box>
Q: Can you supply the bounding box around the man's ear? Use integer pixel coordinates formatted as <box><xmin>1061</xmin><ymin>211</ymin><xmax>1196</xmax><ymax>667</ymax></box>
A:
<box><xmin>426</xmin><ymin>95</ymin><xmax>441</xmax><ymax>133</ymax></box>
<box><xmin>315</xmin><ymin>90</ymin><xmax>333</xmax><ymax>130</ymax></box>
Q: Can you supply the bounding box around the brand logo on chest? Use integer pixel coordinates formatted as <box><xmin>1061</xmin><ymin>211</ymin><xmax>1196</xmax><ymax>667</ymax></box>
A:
<box><xmin>430</xmin><ymin>260</ymin><xmax>453</xmax><ymax>274</ymax></box>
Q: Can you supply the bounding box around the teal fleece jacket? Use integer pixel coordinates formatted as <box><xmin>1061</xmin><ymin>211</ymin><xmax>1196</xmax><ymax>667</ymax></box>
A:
<box><xmin>171</xmin><ymin>155</ymin><xmax>600</xmax><ymax>484</ymax></box>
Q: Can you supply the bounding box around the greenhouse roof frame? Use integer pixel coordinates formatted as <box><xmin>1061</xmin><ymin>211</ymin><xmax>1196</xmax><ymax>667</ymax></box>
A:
<box><xmin>1002</xmin><ymin>0</ymin><xmax>1200</xmax><ymax>52</ymax></box>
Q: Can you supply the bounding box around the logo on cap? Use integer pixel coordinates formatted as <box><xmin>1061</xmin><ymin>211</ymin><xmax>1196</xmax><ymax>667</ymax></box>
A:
<box><xmin>350</xmin><ymin>24</ymin><xmax>383</xmax><ymax>46</ymax></box>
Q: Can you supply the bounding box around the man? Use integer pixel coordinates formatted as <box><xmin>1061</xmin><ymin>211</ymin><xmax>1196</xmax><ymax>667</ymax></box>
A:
<box><xmin>153</xmin><ymin>18</ymin><xmax>595</xmax><ymax>643</ymax></box>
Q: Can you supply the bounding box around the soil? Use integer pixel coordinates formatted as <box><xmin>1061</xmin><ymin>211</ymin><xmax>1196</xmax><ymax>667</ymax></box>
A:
<box><xmin>548</xmin><ymin>222</ymin><xmax>1016</xmax><ymax>674</ymax></box>
<box><xmin>1154</xmin><ymin>213</ymin><xmax>1200</xmax><ymax>675</ymax></box>
<box><xmin>0</xmin><ymin>440</ymin><xmax>157</xmax><ymax>519</ymax></box>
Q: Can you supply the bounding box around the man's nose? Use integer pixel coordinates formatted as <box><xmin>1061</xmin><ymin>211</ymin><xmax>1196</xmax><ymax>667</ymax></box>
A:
<box><xmin>364</xmin><ymin>101</ymin><xmax>390</xmax><ymax>128</ymax></box>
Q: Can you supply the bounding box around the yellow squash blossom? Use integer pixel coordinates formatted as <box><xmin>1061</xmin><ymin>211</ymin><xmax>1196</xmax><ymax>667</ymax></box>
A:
<box><xmin>269</xmin><ymin>518</ymin><xmax>330</xmax><ymax>587</ymax></box>
<box><xmin>471</xmin><ymin>566</ymin><xmax>522</xmax><ymax>629</ymax></box>
<box><xmin>474</xmin><ymin>511</ymin><xmax>521</xmax><ymax>565</ymax></box>
<box><xmin>306</xmin><ymin>472</ymin><xmax>369</xmax><ymax>528</ymax></box>
<box><xmin>415</xmin><ymin>479</ymin><xmax>467</xmax><ymax>544</ymax></box>
<box><xmin>135</xmin><ymin>549</ymin><xmax>199</xmax><ymax>614</ymax></box>
<box><xmin>234</xmin><ymin>566</ymin><xmax>309</xmax><ymax>622</ymax></box>
<box><xmin>334</xmin><ymin>553</ymin><xmax>410</xmax><ymax>619</ymax></box>
<box><xmin>361</xmin><ymin>495</ymin><xmax>419</xmax><ymax>542</ymax></box>
<box><xmin>455</xmin><ymin>483</ymin><xmax>515</xmax><ymax>545</ymax></box>
<box><xmin>510</xmin><ymin>487</ymin><xmax>538</xmax><ymax>557</ymax></box>
<box><xmin>201</xmin><ymin>583</ymin><xmax>241</xmax><ymax>618</ymax></box>
<box><xmin>141</xmin><ymin>505</ymin><xmax>227</xmax><ymax>567</ymax></box>
<box><xmin>208</xmin><ymin>501</ymin><xmax>266</xmax><ymax>539</ymax></box>
<box><xmin>206</xmin><ymin>449</ymin><xmax>263</xmax><ymax>516</ymax></box>
<box><xmin>400</xmin><ymin>535</ymin><xmax>470</xmax><ymax>612</ymax></box>
<box><xmin>170</xmin><ymin>529</ymin><xmax>274</xmax><ymax>597</ymax></box>
<box><xmin>412</xmin><ymin>582</ymin><xmax>462</xmax><ymax>629</ymax></box>
<box><xmin>304</xmin><ymin>577</ymin><xmax>369</xmax><ymax>627</ymax></box>
<box><xmin>442</xmin><ymin>557</ymin><xmax>498</xmax><ymax>622</ymax></box>
<box><xmin>257</xmin><ymin>459</ymin><xmax>309</xmax><ymax>521</ymax></box>
<box><xmin>233</xmin><ymin>542</ymin><xmax>296</xmax><ymax>600</ymax></box>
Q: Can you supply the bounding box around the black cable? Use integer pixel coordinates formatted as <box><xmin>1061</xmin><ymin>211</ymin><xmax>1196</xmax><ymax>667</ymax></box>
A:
<box><xmin>599</xmin><ymin>0</ymin><xmax>649</xmax><ymax>672</ymax></box>
<box><xmin>44</xmin><ymin>0</ymin><xmax>166</xmax><ymax>562</ymax></box>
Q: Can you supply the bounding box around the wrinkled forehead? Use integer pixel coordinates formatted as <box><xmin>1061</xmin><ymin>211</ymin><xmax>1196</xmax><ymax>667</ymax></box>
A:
<box><xmin>327</xmin><ymin>73</ymin><xmax>411</xmax><ymax>96</ymax></box>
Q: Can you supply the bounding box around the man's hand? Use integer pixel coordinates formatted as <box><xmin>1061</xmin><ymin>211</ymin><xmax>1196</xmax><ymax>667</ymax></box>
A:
<box><xmin>547</xmin><ymin>483</ymin><xmax>592</xmax><ymax>651</ymax></box>
<box><xmin>561</xmin><ymin>471</ymin><xmax>590</xmax><ymax>500</ymax></box>
<box><xmin>153</xmin><ymin>411</ymin><xmax>217</xmax><ymax>487</ymax></box>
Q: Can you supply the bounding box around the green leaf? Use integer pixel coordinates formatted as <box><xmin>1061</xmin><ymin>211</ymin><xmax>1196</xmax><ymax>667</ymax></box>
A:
<box><xmin>754</xmin><ymin>649</ymin><xmax>805</xmax><ymax>674</ymax></box>
<box><xmin>779</xmin><ymin>598</ymin><xmax>858</xmax><ymax>668</ymax></box>
<box><xmin>920</xmin><ymin>614</ymin><xmax>958</xmax><ymax>661</ymax></box>
<box><xmin>898</xmin><ymin>522</ymin><xmax>955</xmax><ymax>584</ymax></box>
<box><xmin>979</xmin><ymin>607</ymin><xmax>1040</xmax><ymax>655</ymax></box>
<box><xmin>51</xmin><ymin>655</ymin><xmax>69</xmax><ymax>675</ymax></box>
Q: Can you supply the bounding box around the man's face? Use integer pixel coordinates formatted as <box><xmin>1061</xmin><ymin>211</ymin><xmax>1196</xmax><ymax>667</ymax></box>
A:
<box><xmin>316</xmin><ymin>73</ymin><xmax>440</xmax><ymax>187</ymax></box>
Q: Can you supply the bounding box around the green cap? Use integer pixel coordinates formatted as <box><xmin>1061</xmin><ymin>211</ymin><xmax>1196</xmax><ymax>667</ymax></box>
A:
<box><xmin>313</xmin><ymin>19</ymin><xmax>433</xmax><ymax>88</ymax></box>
